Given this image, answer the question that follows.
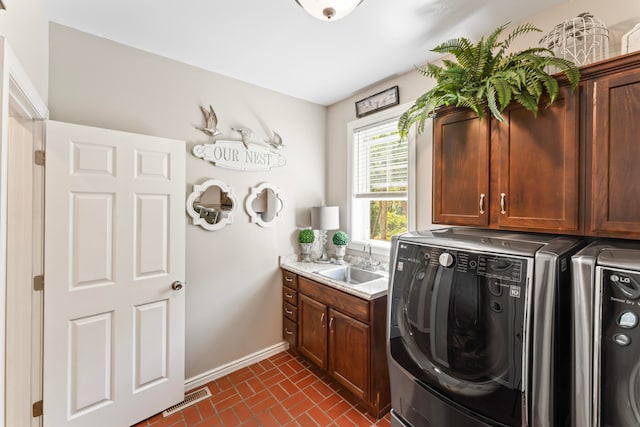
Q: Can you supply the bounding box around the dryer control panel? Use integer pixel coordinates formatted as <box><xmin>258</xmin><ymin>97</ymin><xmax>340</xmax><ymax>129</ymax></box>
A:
<box><xmin>598</xmin><ymin>268</ymin><xmax>640</xmax><ymax>425</ymax></box>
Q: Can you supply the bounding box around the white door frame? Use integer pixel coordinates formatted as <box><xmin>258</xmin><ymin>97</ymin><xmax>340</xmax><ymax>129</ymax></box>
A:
<box><xmin>0</xmin><ymin>37</ymin><xmax>48</xmax><ymax>426</ymax></box>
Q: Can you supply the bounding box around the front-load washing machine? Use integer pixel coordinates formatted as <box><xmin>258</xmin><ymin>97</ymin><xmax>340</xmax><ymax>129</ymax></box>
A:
<box><xmin>388</xmin><ymin>228</ymin><xmax>585</xmax><ymax>427</ymax></box>
<box><xmin>572</xmin><ymin>241</ymin><xmax>640</xmax><ymax>427</ymax></box>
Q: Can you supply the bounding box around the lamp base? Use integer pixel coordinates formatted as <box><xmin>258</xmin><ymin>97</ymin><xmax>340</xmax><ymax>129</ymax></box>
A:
<box><xmin>315</xmin><ymin>230</ymin><xmax>332</xmax><ymax>263</ymax></box>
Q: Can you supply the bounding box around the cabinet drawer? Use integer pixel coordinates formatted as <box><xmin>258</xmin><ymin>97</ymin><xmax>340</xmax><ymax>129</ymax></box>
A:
<box><xmin>298</xmin><ymin>277</ymin><xmax>369</xmax><ymax>324</ymax></box>
<box><xmin>283</xmin><ymin>317</ymin><xmax>297</xmax><ymax>348</ymax></box>
<box><xmin>283</xmin><ymin>301</ymin><xmax>297</xmax><ymax>321</ymax></box>
<box><xmin>282</xmin><ymin>270</ymin><xmax>298</xmax><ymax>289</ymax></box>
<box><xmin>282</xmin><ymin>286</ymin><xmax>298</xmax><ymax>306</ymax></box>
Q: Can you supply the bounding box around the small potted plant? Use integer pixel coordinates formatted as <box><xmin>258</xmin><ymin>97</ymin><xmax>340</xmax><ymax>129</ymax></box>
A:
<box><xmin>332</xmin><ymin>230</ymin><xmax>349</xmax><ymax>264</ymax></box>
<box><xmin>298</xmin><ymin>229</ymin><xmax>315</xmax><ymax>262</ymax></box>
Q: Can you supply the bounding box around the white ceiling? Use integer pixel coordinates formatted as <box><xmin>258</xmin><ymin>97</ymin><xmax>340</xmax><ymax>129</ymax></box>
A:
<box><xmin>44</xmin><ymin>0</ymin><xmax>566</xmax><ymax>106</ymax></box>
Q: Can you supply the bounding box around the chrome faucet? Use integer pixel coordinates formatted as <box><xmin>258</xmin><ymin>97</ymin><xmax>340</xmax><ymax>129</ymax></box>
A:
<box><xmin>361</xmin><ymin>243</ymin><xmax>379</xmax><ymax>271</ymax></box>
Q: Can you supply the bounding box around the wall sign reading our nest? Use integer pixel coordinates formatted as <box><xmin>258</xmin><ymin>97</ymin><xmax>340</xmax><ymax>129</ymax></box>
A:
<box><xmin>193</xmin><ymin>104</ymin><xmax>287</xmax><ymax>171</ymax></box>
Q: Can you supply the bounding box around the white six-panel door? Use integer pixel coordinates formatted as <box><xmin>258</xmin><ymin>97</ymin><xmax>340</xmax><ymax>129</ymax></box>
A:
<box><xmin>43</xmin><ymin>121</ymin><xmax>185</xmax><ymax>427</ymax></box>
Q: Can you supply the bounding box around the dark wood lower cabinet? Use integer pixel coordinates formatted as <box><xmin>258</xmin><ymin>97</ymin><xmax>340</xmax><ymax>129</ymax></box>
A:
<box><xmin>298</xmin><ymin>294</ymin><xmax>327</xmax><ymax>369</ymax></box>
<box><xmin>284</xmin><ymin>271</ymin><xmax>390</xmax><ymax>418</ymax></box>
<box><xmin>328</xmin><ymin>308</ymin><xmax>370</xmax><ymax>401</ymax></box>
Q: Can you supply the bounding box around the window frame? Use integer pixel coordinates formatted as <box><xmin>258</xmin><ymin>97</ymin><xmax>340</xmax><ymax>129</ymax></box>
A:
<box><xmin>346</xmin><ymin>102</ymin><xmax>416</xmax><ymax>255</ymax></box>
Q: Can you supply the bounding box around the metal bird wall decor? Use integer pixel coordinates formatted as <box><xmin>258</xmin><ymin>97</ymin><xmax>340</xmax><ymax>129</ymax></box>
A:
<box><xmin>231</xmin><ymin>127</ymin><xmax>253</xmax><ymax>150</ymax></box>
<box><xmin>196</xmin><ymin>105</ymin><xmax>222</xmax><ymax>137</ymax></box>
<box><xmin>265</xmin><ymin>131</ymin><xmax>285</xmax><ymax>150</ymax></box>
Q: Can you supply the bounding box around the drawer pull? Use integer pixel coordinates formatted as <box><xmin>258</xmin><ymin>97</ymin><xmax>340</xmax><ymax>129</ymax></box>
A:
<box><xmin>284</xmin><ymin>328</ymin><xmax>294</xmax><ymax>335</ymax></box>
<box><xmin>284</xmin><ymin>292</ymin><xmax>293</xmax><ymax>299</ymax></box>
<box><xmin>285</xmin><ymin>308</ymin><xmax>293</xmax><ymax>315</ymax></box>
<box><xmin>285</xmin><ymin>277</ymin><xmax>293</xmax><ymax>282</ymax></box>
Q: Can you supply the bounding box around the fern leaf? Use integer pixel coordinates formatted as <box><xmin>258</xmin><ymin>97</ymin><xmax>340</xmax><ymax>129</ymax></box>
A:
<box><xmin>432</xmin><ymin>37</ymin><xmax>472</xmax><ymax>55</ymax></box>
<box><xmin>486</xmin><ymin>85</ymin><xmax>505</xmax><ymax>122</ymax></box>
<box><xmin>540</xmin><ymin>74</ymin><xmax>560</xmax><ymax>105</ymax></box>
<box><xmin>501</xmin><ymin>23</ymin><xmax>542</xmax><ymax>51</ymax></box>
<box><xmin>489</xmin><ymin>77</ymin><xmax>512</xmax><ymax>109</ymax></box>
<box><xmin>515</xmin><ymin>91</ymin><xmax>539</xmax><ymax>115</ymax></box>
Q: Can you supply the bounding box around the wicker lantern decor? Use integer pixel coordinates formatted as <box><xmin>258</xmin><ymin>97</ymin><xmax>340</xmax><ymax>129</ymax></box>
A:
<box><xmin>540</xmin><ymin>12</ymin><xmax>609</xmax><ymax>67</ymax></box>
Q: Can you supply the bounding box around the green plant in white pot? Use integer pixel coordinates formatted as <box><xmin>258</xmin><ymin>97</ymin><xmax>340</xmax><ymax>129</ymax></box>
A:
<box><xmin>298</xmin><ymin>229</ymin><xmax>315</xmax><ymax>262</ymax></box>
<box><xmin>332</xmin><ymin>231</ymin><xmax>349</xmax><ymax>264</ymax></box>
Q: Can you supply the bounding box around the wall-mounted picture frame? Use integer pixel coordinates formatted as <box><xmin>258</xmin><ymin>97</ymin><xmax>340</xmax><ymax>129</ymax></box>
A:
<box><xmin>355</xmin><ymin>85</ymin><xmax>399</xmax><ymax>118</ymax></box>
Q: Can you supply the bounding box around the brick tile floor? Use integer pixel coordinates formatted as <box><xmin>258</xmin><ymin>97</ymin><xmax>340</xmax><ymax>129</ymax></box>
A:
<box><xmin>133</xmin><ymin>350</ymin><xmax>391</xmax><ymax>427</ymax></box>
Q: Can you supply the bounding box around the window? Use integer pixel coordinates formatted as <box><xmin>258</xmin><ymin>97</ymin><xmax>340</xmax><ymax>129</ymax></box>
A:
<box><xmin>348</xmin><ymin>106</ymin><xmax>414</xmax><ymax>249</ymax></box>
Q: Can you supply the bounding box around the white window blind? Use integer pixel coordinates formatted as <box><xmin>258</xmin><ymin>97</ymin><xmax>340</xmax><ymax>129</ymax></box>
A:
<box><xmin>353</xmin><ymin>118</ymin><xmax>408</xmax><ymax>199</ymax></box>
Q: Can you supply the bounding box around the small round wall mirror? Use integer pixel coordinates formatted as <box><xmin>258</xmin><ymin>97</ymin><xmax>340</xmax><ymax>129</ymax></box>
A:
<box><xmin>245</xmin><ymin>183</ymin><xmax>286</xmax><ymax>227</ymax></box>
<box><xmin>186</xmin><ymin>179</ymin><xmax>238</xmax><ymax>231</ymax></box>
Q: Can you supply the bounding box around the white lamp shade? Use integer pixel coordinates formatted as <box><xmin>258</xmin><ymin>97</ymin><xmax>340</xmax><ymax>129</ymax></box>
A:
<box><xmin>311</xmin><ymin>206</ymin><xmax>340</xmax><ymax>230</ymax></box>
<box><xmin>295</xmin><ymin>0</ymin><xmax>363</xmax><ymax>21</ymax></box>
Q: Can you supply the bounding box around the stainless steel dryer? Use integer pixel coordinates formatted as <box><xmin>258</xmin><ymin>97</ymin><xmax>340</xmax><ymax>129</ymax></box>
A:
<box><xmin>572</xmin><ymin>241</ymin><xmax>640</xmax><ymax>427</ymax></box>
<box><xmin>387</xmin><ymin>228</ymin><xmax>585</xmax><ymax>427</ymax></box>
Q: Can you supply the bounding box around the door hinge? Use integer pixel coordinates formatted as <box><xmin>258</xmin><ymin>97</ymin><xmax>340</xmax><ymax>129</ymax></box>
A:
<box><xmin>32</xmin><ymin>400</ymin><xmax>43</xmax><ymax>417</ymax></box>
<box><xmin>33</xmin><ymin>275</ymin><xmax>44</xmax><ymax>291</ymax></box>
<box><xmin>34</xmin><ymin>150</ymin><xmax>45</xmax><ymax>166</ymax></box>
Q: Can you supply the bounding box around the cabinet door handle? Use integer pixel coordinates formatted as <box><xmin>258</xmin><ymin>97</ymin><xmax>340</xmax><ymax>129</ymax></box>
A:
<box><xmin>284</xmin><ymin>308</ymin><xmax>293</xmax><ymax>315</ymax></box>
<box><xmin>500</xmin><ymin>193</ymin><xmax>507</xmax><ymax>214</ymax></box>
<box><xmin>479</xmin><ymin>193</ymin><xmax>485</xmax><ymax>215</ymax></box>
<box><xmin>285</xmin><ymin>277</ymin><xmax>293</xmax><ymax>282</ymax></box>
<box><xmin>329</xmin><ymin>317</ymin><xmax>334</xmax><ymax>330</ymax></box>
<box><xmin>284</xmin><ymin>328</ymin><xmax>293</xmax><ymax>335</ymax></box>
<box><xmin>321</xmin><ymin>313</ymin><xmax>325</xmax><ymax>327</ymax></box>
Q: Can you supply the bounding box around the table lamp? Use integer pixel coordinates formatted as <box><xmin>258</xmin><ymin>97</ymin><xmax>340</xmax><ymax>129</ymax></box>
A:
<box><xmin>311</xmin><ymin>206</ymin><xmax>340</xmax><ymax>263</ymax></box>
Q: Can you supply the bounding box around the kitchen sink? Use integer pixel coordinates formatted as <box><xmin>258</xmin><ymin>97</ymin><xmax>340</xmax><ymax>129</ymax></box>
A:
<box><xmin>315</xmin><ymin>265</ymin><xmax>384</xmax><ymax>285</ymax></box>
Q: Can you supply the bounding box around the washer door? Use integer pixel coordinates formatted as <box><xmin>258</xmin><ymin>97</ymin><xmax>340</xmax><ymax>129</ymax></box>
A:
<box><xmin>389</xmin><ymin>243</ymin><xmax>528</xmax><ymax>427</ymax></box>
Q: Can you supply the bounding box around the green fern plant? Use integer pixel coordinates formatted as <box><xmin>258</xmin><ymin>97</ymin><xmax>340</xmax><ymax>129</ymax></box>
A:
<box><xmin>398</xmin><ymin>23</ymin><xmax>581</xmax><ymax>139</ymax></box>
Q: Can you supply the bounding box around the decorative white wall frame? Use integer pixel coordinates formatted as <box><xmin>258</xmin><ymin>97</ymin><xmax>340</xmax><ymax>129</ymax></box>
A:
<box><xmin>245</xmin><ymin>183</ymin><xmax>286</xmax><ymax>227</ymax></box>
<box><xmin>186</xmin><ymin>179</ymin><xmax>238</xmax><ymax>231</ymax></box>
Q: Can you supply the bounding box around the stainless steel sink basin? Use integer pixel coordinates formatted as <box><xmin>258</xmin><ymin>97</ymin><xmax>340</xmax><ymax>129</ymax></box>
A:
<box><xmin>315</xmin><ymin>265</ymin><xmax>384</xmax><ymax>285</ymax></box>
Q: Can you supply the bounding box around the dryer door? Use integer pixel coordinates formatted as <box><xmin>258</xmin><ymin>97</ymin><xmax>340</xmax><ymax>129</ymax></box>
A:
<box><xmin>596</xmin><ymin>268</ymin><xmax>640</xmax><ymax>427</ymax></box>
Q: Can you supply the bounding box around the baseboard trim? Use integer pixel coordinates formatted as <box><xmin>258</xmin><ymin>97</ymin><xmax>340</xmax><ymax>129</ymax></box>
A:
<box><xmin>184</xmin><ymin>341</ymin><xmax>290</xmax><ymax>392</ymax></box>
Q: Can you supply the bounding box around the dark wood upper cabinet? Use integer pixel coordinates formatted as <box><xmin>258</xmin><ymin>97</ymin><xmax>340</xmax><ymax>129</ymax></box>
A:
<box><xmin>491</xmin><ymin>85</ymin><xmax>580</xmax><ymax>232</ymax></box>
<box><xmin>432</xmin><ymin>85</ymin><xmax>579</xmax><ymax>233</ymax></box>
<box><xmin>432</xmin><ymin>51</ymin><xmax>640</xmax><ymax>238</ymax></box>
<box><xmin>433</xmin><ymin>109</ymin><xmax>490</xmax><ymax>226</ymax></box>
<box><xmin>588</xmin><ymin>67</ymin><xmax>640</xmax><ymax>237</ymax></box>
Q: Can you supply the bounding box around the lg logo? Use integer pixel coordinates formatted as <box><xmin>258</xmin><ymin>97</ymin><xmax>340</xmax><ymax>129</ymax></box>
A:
<box><xmin>611</xmin><ymin>274</ymin><xmax>631</xmax><ymax>284</ymax></box>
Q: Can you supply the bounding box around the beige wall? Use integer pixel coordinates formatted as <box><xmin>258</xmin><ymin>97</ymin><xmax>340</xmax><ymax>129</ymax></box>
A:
<box><xmin>46</xmin><ymin>0</ymin><xmax>640</xmax><ymax>383</ymax></box>
<box><xmin>326</xmin><ymin>0</ymin><xmax>640</xmax><ymax>246</ymax></box>
<box><xmin>0</xmin><ymin>0</ymin><xmax>49</xmax><ymax>102</ymax></box>
<box><xmin>48</xmin><ymin>23</ymin><xmax>327</xmax><ymax>379</ymax></box>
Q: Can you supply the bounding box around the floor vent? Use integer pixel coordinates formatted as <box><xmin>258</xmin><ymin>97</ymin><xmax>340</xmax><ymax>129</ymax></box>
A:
<box><xmin>162</xmin><ymin>386</ymin><xmax>212</xmax><ymax>417</ymax></box>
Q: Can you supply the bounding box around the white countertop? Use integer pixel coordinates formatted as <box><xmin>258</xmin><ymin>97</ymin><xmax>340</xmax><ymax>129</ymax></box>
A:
<box><xmin>280</xmin><ymin>256</ymin><xmax>389</xmax><ymax>300</ymax></box>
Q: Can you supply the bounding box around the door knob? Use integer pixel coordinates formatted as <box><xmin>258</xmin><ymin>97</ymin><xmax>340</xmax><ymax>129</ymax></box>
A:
<box><xmin>171</xmin><ymin>281</ymin><xmax>183</xmax><ymax>291</ymax></box>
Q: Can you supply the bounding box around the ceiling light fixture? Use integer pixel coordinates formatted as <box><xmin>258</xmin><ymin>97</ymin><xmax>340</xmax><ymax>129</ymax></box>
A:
<box><xmin>295</xmin><ymin>0</ymin><xmax>364</xmax><ymax>21</ymax></box>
